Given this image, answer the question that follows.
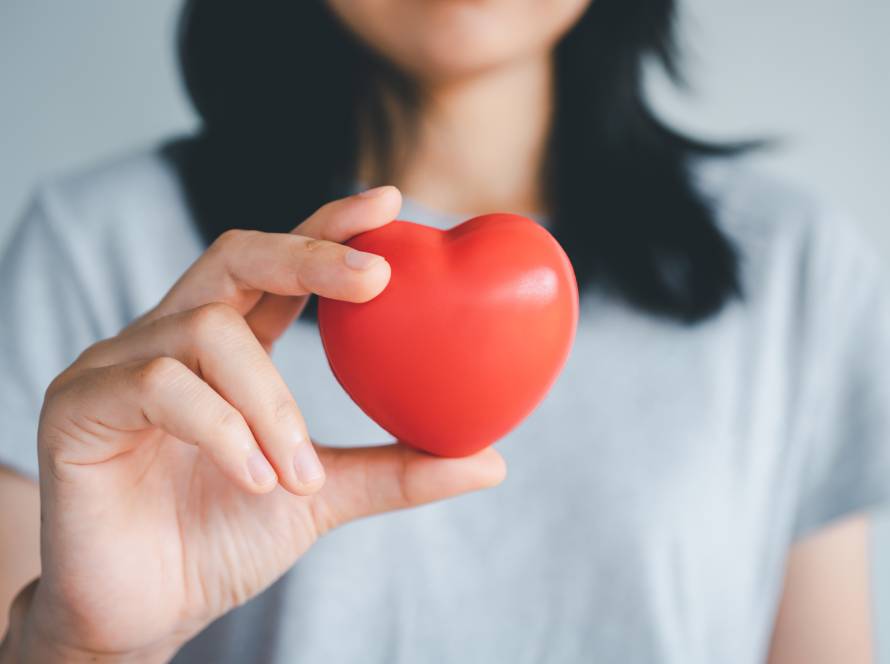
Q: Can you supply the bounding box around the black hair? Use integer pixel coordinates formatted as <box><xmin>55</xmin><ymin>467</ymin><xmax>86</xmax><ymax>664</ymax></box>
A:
<box><xmin>165</xmin><ymin>0</ymin><xmax>753</xmax><ymax>323</ymax></box>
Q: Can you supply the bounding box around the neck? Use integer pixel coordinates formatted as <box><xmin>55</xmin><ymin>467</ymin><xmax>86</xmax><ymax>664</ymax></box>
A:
<box><xmin>360</xmin><ymin>54</ymin><xmax>554</xmax><ymax>218</ymax></box>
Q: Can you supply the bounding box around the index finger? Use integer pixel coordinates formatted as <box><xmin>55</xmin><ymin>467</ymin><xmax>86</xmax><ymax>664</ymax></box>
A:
<box><xmin>246</xmin><ymin>185</ymin><xmax>404</xmax><ymax>345</ymax></box>
<box><xmin>141</xmin><ymin>185</ymin><xmax>402</xmax><ymax>326</ymax></box>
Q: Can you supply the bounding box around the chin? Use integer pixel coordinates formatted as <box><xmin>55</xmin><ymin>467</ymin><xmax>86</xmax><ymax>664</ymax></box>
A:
<box><xmin>328</xmin><ymin>0</ymin><xmax>590</xmax><ymax>84</ymax></box>
<box><xmin>397</xmin><ymin>25</ymin><xmax>527</xmax><ymax>83</ymax></box>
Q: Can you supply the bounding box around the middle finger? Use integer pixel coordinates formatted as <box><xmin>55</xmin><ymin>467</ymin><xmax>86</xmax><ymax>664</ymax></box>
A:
<box><xmin>81</xmin><ymin>302</ymin><xmax>325</xmax><ymax>496</ymax></box>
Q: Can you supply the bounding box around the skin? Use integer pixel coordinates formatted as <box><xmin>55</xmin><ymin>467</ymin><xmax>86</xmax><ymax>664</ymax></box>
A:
<box><xmin>329</xmin><ymin>0</ymin><xmax>589</xmax><ymax>216</ymax></box>
<box><xmin>0</xmin><ymin>1</ymin><xmax>875</xmax><ymax>661</ymax></box>
<box><xmin>0</xmin><ymin>187</ymin><xmax>506</xmax><ymax>662</ymax></box>
<box><xmin>769</xmin><ymin>516</ymin><xmax>874</xmax><ymax>663</ymax></box>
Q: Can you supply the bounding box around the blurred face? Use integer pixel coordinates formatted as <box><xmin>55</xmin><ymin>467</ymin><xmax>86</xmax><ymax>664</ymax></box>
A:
<box><xmin>326</xmin><ymin>0</ymin><xmax>592</xmax><ymax>83</ymax></box>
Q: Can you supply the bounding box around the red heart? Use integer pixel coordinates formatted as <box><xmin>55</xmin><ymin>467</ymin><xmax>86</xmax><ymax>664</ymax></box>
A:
<box><xmin>317</xmin><ymin>213</ymin><xmax>578</xmax><ymax>457</ymax></box>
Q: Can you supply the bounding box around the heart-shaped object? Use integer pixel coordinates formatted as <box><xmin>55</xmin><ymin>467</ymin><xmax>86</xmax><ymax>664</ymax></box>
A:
<box><xmin>317</xmin><ymin>213</ymin><xmax>578</xmax><ymax>457</ymax></box>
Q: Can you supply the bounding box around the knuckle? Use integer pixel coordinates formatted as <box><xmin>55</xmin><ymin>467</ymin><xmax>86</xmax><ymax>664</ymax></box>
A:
<box><xmin>186</xmin><ymin>302</ymin><xmax>244</xmax><ymax>341</ymax></box>
<box><xmin>137</xmin><ymin>356</ymin><xmax>185</xmax><ymax>398</ymax></box>
<box><xmin>299</xmin><ymin>237</ymin><xmax>328</xmax><ymax>254</ymax></box>
<box><xmin>212</xmin><ymin>228</ymin><xmax>252</xmax><ymax>254</ymax></box>
<box><xmin>270</xmin><ymin>396</ymin><xmax>301</xmax><ymax>428</ymax></box>
<box><xmin>212</xmin><ymin>406</ymin><xmax>248</xmax><ymax>440</ymax></box>
<box><xmin>38</xmin><ymin>368</ymin><xmax>100</xmax><ymax>464</ymax></box>
<box><xmin>39</xmin><ymin>428</ymin><xmax>68</xmax><ymax>479</ymax></box>
<box><xmin>43</xmin><ymin>368</ymin><xmax>75</xmax><ymax>402</ymax></box>
<box><xmin>289</xmin><ymin>237</ymin><xmax>337</xmax><ymax>293</ymax></box>
<box><xmin>40</xmin><ymin>382</ymin><xmax>65</xmax><ymax>428</ymax></box>
<box><xmin>74</xmin><ymin>337</ymin><xmax>116</xmax><ymax>367</ymax></box>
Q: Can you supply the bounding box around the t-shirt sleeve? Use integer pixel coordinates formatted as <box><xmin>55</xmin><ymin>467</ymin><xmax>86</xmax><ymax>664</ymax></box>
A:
<box><xmin>0</xmin><ymin>188</ymin><xmax>108</xmax><ymax>479</ymax></box>
<box><xmin>791</xmin><ymin>208</ymin><xmax>890</xmax><ymax>538</ymax></box>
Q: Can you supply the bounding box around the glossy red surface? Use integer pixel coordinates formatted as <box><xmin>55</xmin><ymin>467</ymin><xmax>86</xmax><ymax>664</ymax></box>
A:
<box><xmin>318</xmin><ymin>213</ymin><xmax>578</xmax><ymax>457</ymax></box>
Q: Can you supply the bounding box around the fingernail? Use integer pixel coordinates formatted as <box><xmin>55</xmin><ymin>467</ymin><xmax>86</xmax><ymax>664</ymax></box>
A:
<box><xmin>293</xmin><ymin>443</ymin><xmax>325</xmax><ymax>484</ymax></box>
<box><xmin>345</xmin><ymin>248</ymin><xmax>383</xmax><ymax>270</ymax></box>
<box><xmin>357</xmin><ymin>185</ymin><xmax>393</xmax><ymax>198</ymax></box>
<box><xmin>247</xmin><ymin>451</ymin><xmax>276</xmax><ymax>486</ymax></box>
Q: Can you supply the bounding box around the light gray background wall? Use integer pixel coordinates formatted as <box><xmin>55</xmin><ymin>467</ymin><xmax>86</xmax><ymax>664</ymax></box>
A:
<box><xmin>1</xmin><ymin>0</ymin><xmax>889</xmax><ymax>657</ymax></box>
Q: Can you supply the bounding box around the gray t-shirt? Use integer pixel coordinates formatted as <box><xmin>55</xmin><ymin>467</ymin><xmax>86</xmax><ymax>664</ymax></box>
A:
<box><xmin>2</xmin><ymin>148</ymin><xmax>890</xmax><ymax>663</ymax></box>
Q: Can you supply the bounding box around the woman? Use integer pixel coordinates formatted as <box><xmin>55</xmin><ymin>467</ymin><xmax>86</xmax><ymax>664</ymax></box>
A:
<box><xmin>0</xmin><ymin>1</ymin><xmax>887</xmax><ymax>662</ymax></box>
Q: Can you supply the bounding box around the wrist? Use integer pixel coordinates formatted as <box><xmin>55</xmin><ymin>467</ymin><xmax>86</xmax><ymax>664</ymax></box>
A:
<box><xmin>2</xmin><ymin>579</ymin><xmax>181</xmax><ymax>664</ymax></box>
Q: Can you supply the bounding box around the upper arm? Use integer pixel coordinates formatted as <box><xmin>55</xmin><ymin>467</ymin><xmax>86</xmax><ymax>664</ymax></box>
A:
<box><xmin>768</xmin><ymin>514</ymin><xmax>874</xmax><ymax>664</ymax></box>
<box><xmin>0</xmin><ymin>467</ymin><xmax>40</xmax><ymax>637</ymax></box>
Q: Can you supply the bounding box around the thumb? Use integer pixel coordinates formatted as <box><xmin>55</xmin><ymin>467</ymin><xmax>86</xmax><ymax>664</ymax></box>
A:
<box><xmin>310</xmin><ymin>443</ymin><xmax>507</xmax><ymax>532</ymax></box>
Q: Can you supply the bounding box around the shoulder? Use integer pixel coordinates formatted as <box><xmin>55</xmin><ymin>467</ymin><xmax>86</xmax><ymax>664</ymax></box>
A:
<box><xmin>692</xmin><ymin>156</ymin><xmax>883</xmax><ymax>303</ymax></box>
<box><xmin>32</xmin><ymin>144</ymin><xmax>193</xmax><ymax>243</ymax></box>
<box><xmin>13</xmin><ymin>144</ymin><xmax>205</xmax><ymax>323</ymax></box>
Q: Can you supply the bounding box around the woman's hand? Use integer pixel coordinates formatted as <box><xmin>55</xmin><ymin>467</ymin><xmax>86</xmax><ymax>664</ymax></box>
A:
<box><xmin>11</xmin><ymin>186</ymin><xmax>506</xmax><ymax>662</ymax></box>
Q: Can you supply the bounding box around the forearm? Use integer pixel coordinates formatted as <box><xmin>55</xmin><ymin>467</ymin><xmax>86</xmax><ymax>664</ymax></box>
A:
<box><xmin>0</xmin><ymin>579</ymin><xmax>179</xmax><ymax>664</ymax></box>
